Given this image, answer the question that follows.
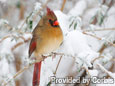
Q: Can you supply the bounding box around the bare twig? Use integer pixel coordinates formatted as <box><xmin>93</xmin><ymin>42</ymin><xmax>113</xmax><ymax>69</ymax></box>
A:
<box><xmin>0</xmin><ymin>35</ymin><xmax>12</xmax><ymax>43</ymax></box>
<box><xmin>111</xmin><ymin>58</ymin><xmax>115</xmax><ymax>61</ymax></box>
<box><xmin>2</xmin><ymin>55</ymin><xmax>46</xmax><ymax>86</ymax></box>
<box><xmin>91</xmin><ymin>56</ymin><xmax>104</xmax><ymax>63</ymax></box>
<box><xmin>98</xmin><ymin>44</ymin><xmax>107</xmax><ymax>54</ymax></box>
<box><xmin>61</xmin><ymin>0</ymin><xmax>66</xmax><ymax>11</ymax></box>
<box><xmin>83</xmin><ymin>32</ymin><xmax>101</xmax><ymax>40</ymax></box>
<box><xmin>4</xmin><ymin>23</ymin><xmax>13</xmax><ymax>31</ymax></box>
<box><xmin>2</xmin><ymin>53</ymin><xmax>66</xmax><ymax>86</ymax></box>
<box><xmin>19</xmin><ymin>0</ymin><xmax>24</xmax><ymax>20</ymax></box>
<box><xmin>11</xmin><ymin>37</ymin><xmax>31</xmax><ymax>51</ymax></box>
<box><xmin>0</xmin><ymin>34</ymin><xmax>31</xmax><ymax>43</ymax></box>
<box><xmin>15</xmin><ymin>57</ymin><xmax>21</xmax><ymax>86</ymax></box>
<box><xmin>97</xmin><ymin>63</ymin><xmax>115</xmax><ymax>78</ymax></box>
<box><xmin>84</xmin><ymin>28</ymin><xmax>115</xmax><ymax>32</ymax></box>
<box><xmin>83</xmin><ymin>32</ymin><xmax>115</xmax><ymax>47</ymax></box>
<box><xmin>2</xmin><ymin>64</ymin><xmax>33</xmax><ymax>86</ymax></box>
<box><xmin>0</xmin><ymin>34</ymin><xmax>32</xmax><ymax>51</ymax></box>
<box><xmin>53</xmin><ymin>55</ymin><xmax>63</xmax><ymax>75</ymax></box>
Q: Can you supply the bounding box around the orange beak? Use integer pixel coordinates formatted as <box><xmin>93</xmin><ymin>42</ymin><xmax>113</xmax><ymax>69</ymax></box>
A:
<box><xmin>53</xmin><ymin>20</ymin><xmax>59</xmax><ymax>26</ymax></box>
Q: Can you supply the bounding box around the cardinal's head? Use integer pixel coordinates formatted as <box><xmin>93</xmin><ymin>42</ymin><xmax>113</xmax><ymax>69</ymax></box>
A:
<box><xmin>42</xmin><ymin>7</ymin><xmax>59</xmax><ymax>27</ymax></box>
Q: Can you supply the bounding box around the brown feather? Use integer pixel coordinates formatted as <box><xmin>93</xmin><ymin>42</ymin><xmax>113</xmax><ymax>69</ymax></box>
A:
<box><xmin>29</xmin><ymin>7</ymin><xmax>63</xmax><ymax>86</ymax></box>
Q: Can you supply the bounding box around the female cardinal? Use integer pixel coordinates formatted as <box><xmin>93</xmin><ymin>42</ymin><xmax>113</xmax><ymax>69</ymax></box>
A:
<box><xmin>29</xmin><ymin>7</ymin><xmax>63</xmax><ymax>86</ymax></box>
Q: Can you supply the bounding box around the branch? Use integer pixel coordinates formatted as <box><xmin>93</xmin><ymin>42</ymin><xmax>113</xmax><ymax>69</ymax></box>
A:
<box><xmin>96</xmin><ymin>63</ymin><xmax>115</xmax><ymax>79</ymax></box>
<box><xmin>91</xmin><ymin>56</ymin><xmax>104</xmax><ymax>63</ymax></box>
<box><xmin>4</xmin><ymin>23</ymin><xmax>13</xmax><ymax>31</ymax></box>
<box><xmin>0</xmin><ymin>35</ymin><xmax>12</xmax><ymax>43</ymax></box>
<box><xmin>2</xmin><ymin>63</ymin><xmax>33</xmax><ymax>86</ymax></box>
<box><xmin>11</xmin><ymin>37</ymin><xmax>31</xmax><ymax>51</ymax></box>
<box><xmin>19</xmin><ymin>0</ymin><xmax>25</xmax><ymax>20</ymax></box>
<box><xmin>2</xmin><ymin>56</ymin><xmax>46</xmax><ymax>86</ymax></box>
<box><xmin>2</xmin><ymin>52</ymin><xmax>66</xmax><ymax>86</ymax></box>
<box><xmin>98</xmin><ymin>44</ymin><xmax>107</xmax><ymax>54</ymax></box>
<box><xmin>84</xmin><ymin>28</ymin><xmax>115</xmax><ymax>32</ymax></box>
<box><xmin>90</xmin><ymin>0</ymin><xmax>114</xmax><ymax>25</ymax></box>
<box><xmin>53</xmin><ymin>55</ymin><xmax>63</xmax><ymax>75</ymax></box>
<box><xmin>0</xmin><ymin>34</ymin><xmax>31</xmax><ymax>43</ymax></box>
<box><xmin>83</xmin><ymin>32</ymin><xmax>115</xmax><ymax>47</ymax></box>
<box><xmin>111</xmin><ymin>58</ymin><xmax>115</xmax><ymax>61</ymax></box>
<box><xmin>19</xmin><ymin>0</ymin><xmax>51</xmax><ymax>30</ymax></box>
<box><xmin>61</xmin><ymin>0</ymin><xmax>66</xmax><ymax>11</ymax></box>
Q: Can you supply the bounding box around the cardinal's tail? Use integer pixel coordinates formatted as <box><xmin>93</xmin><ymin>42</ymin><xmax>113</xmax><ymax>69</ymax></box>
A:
<box><xmin>33</xmin><ymin>61</ymin><xmax>42</xmax><ymax>86</ymax></box>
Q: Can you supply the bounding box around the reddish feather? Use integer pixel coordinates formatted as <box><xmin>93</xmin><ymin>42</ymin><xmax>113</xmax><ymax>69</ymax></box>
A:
<box><xmin>47</xmin><ymin>7</ymin><xmax>54</xmax><ymax>16</ymax></box>
<box><xmin>33</xmin><ymin>62</ymin><xmax>42</xmax><ymax>86</ymax></box>
<box><xmin>29</xmin><ymin>39</ymin><xmax>42</xmax><ymax>86</ymax></box>
<box><xmin>29</xmin><ymin>40</ymin><xmax>36</xmax><ymax>57</ymax></box>
<box><xmin>30</xmin><ymin>7</ymin><xmax>55</xmax><ymax>86</ymax></box>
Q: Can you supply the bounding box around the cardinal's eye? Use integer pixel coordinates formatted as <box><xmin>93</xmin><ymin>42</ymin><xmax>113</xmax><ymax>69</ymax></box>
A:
<box><xmin>49</xmin><ymin>19</ymin><xmax>53</xmax><ymax>26</ymax></box>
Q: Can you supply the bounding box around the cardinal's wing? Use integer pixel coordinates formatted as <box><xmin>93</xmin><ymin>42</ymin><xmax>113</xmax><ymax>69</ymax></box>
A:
<box><xmin>29</xmin><ymin>36</ymin><xmax>37</xmax><ymax>57</ymax></box>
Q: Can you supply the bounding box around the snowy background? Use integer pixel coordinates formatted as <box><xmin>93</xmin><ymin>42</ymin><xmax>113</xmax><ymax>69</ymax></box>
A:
<box><xmin>0</xmin><ymin>0</ymin><xmax>115</xmax><ymax>86</ymax></box>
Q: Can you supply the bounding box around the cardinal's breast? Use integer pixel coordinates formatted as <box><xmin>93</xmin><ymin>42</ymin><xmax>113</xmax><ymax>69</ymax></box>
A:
<box><xmin>35</xmin><ymin>26</ymin><xmax>63</xmax><ymax>56</ymax></box>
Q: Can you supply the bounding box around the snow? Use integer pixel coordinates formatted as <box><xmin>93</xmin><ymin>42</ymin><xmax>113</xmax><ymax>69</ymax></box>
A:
<box><xmin>0</xmin><ymin>19</ymin><xmax>9</xmax><ymax>25</ymax></box>
<box><xmin>68</xmin><ymin>0</ymin><xmax>87</xmax><ymax>16</ymax></box>
<box><xmin>34</xmin><ymin>2</ymin><xmax>41</xmax><ymax>11</ymax></box>
<box><xmin>40</xmin><ymin>11</ymin><xmax>100</xmax><ymax>85</ymax></box>
<box><xmin>0</xmin><ymin>58</ymin><xmax>9</xmax><ymax>76</ymax></box>
<box><xmin>0</xmin><ymin>0</ymin><xmax>7</xmax><ymax>3</ymax></box>
<box><xmin>89</xmin><ymin>70</ymin><xmax>98</xmax><ymax>77</ymax></box>
<box><xmin>54</xmin><ymin>10</ymin><xmax>69</xmax><ymax>36</ymax></box>
<box><xmin>0</xmin><ymin>0</ymin><xmax>115</xmax><ymax>86</ymax></box>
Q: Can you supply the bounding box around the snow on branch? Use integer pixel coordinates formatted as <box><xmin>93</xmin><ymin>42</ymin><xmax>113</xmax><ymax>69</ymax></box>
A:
<box><xmin>0</xmin><ymin>0</ymin><xmax>115</xmax><ymax>86</ymax></box>
<box><xmin>97</xmin><ymin>63</ymin><xmax>115</xmax><ymax>79</ymax></box>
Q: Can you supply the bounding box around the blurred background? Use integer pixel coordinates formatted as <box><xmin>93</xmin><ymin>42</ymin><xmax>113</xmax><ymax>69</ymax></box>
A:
<box><xmin>0</xmin><ymin>0</ymin><xmax>75</xmax><ymax>26</ymax></box>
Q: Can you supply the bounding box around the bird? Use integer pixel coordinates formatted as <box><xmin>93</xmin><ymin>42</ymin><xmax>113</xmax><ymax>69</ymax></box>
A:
<box><xmin>28</xmin><ymin>7</ymin><xmax>63</xmax><ymax>86</ymax></box>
